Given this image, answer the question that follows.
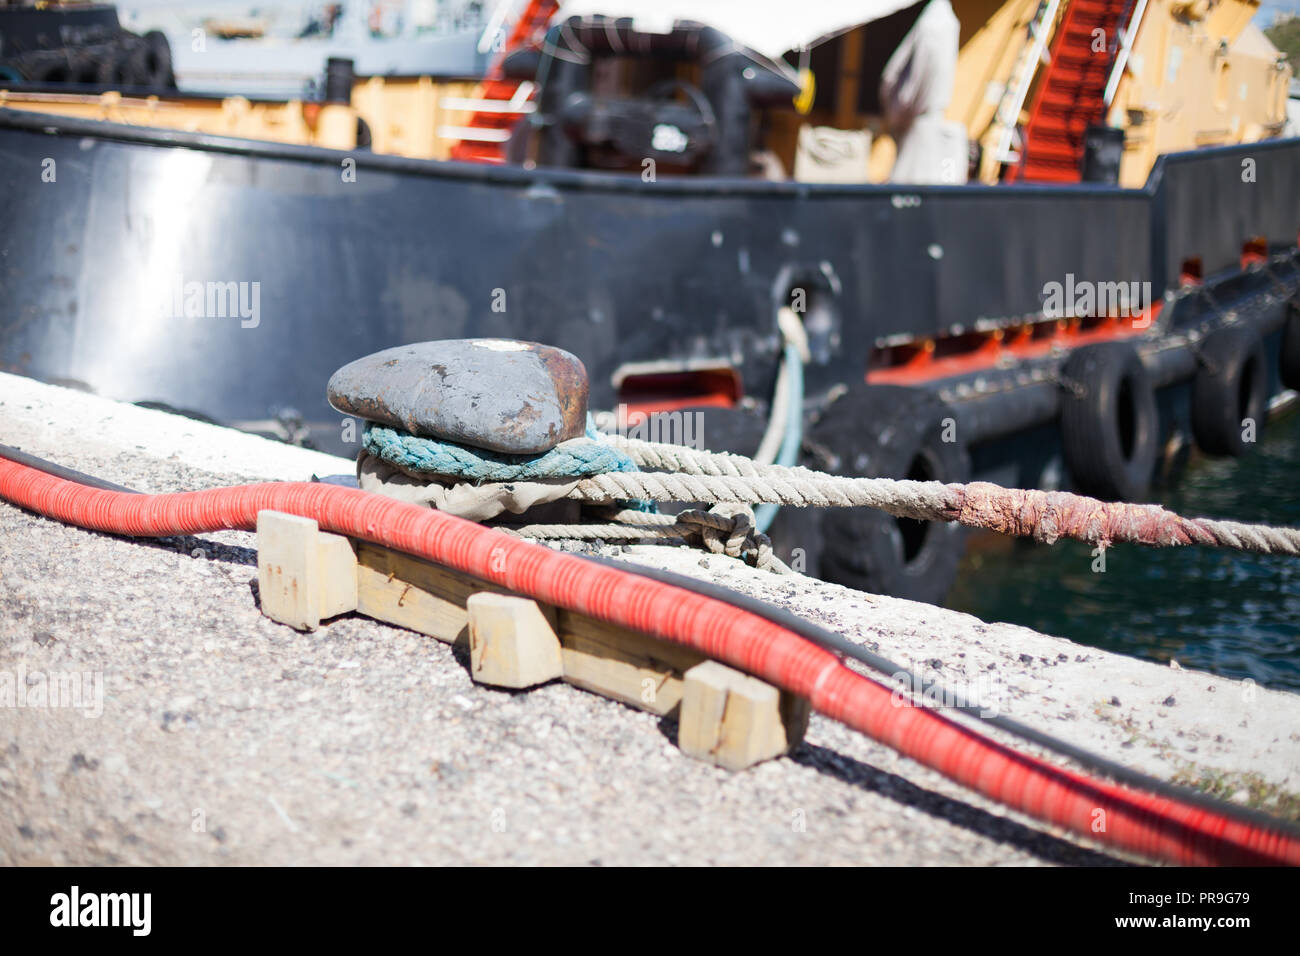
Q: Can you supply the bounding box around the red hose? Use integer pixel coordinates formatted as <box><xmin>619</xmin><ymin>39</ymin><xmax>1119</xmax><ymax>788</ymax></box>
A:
<box><xmin>2</xmin><ymin>455</ymin><xmax>1296</xmax><ymax>866</ymax></box>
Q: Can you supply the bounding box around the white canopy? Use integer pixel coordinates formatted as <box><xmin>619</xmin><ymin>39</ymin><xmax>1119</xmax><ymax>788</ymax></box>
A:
<box><xmin>557</xmin><ymin>0</ymin><xmax>925</xmax><ymax>61</ymax></box>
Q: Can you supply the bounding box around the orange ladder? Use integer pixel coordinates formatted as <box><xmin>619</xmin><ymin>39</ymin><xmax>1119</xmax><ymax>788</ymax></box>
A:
<box><xmin>447</xmin><ymin>0</ymin><xmax>559</xmax><ymax>164</ymax></box>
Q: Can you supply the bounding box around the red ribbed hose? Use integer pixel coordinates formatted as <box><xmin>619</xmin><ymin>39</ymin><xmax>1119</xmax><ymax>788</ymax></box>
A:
<box><xmin>1</xmin><ymin>455</ymin><xmax>1296</xmax><ymax>866</ymax></box>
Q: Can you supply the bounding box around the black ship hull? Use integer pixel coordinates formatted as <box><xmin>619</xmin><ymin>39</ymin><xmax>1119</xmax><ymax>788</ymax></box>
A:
<box><xmin>3</xmin><ymin>108</ymin><xmax>1296</xmax><ymax>453</ymax></box>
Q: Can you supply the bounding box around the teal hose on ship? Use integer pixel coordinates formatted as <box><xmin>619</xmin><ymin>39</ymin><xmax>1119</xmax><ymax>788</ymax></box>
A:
<box><xmin>755</xmin><ymin>340</ymin><xmax>804</xmax><ymax>534</ymax></box>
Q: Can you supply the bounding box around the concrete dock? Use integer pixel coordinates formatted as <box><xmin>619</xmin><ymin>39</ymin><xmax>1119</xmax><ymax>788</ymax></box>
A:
<box><xmin>1</xmin><ymin>371</ymin><xmax>1297</xmax><ymax>865</ymax></box>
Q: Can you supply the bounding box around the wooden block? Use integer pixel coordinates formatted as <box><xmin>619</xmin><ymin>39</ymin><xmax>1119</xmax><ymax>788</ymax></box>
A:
<box><xmin>466</xmin><ymin>593</ymin><xmax>563</xmax><ymax>688</ymax></box>
<box><xmin>256</xmin><ymin>510</ymin><xmax>358</xmax><ymax>631</ymax></box>
<box><xmin>556</xmin><ymin>610</ymin><xmax>705</xmax><ymax>716</ymax></box>
<box><xmin>678</xmin><ymin>660</ymin><xmax>811</xmax><ymax>771</ymax></box>
<box><xmin>258</xmin><ymin>511</ymin><xmax>319</xmax><ymax>631</ymax></box>
<box><xmin>317</xmin><ymin>531</ymin><xmax>359</xmax><ymax>620</ymax></box>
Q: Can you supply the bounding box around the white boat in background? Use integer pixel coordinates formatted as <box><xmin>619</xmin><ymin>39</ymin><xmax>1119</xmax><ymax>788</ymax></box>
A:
<box><xmin>118</xmin><ymin>0</ymin><xmax>498</xmax><ymax>97</ymax></box>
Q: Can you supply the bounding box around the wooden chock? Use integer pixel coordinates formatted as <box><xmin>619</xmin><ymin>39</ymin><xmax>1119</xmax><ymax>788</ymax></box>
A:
<box><xmin>678</xmin><ymin>660</ymin><xmax>811</xmax><ymax>771</ymax></box>
<box><xmin>256</xmin><ymin>510</ymin><xmax>358</xmax><ymax>631</ymax></box>
<box><xmin>466</xmin><ymin>592</ymin><xmax>564</xmax><ymax>688</ymax></box>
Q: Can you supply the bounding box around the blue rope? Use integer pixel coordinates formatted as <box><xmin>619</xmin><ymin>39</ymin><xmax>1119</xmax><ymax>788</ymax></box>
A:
<box><xmin>362</xmin><ymin>417</ymin><xmax>638</xmax><ymax>482</ymax></box>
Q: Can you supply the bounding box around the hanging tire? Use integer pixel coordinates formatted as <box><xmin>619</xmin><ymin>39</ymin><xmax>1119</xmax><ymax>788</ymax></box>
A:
<box><xmin>1059</xmin><ymin>342</ymin><xmax>1160</xmax><ymax>501</ymax></box>
<box><xmin>127</xmin><ymin>30</ymin><xmax>174</xmax><ymax>88</ymax></box>
<box><xmin>1191</xmin><ymin>324</ymin><xmax>1268</xmax><ymax>457</ymax></box>
<box><xmin>803</xmin><ymin>385</ymin><xmax>970</xmax><ymax>604</ymax></box>
<box><xmin>1281</xmin><ymin>299</ymin><xmax>1300</xmax><ymax>392</ymax></box>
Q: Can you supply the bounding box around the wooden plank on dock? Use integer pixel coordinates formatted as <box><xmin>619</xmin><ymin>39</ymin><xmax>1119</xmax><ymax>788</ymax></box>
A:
<box><xmin>255</xmin><ymin>513</ymin><xmax>808</xmax><ymax>769</ymax></box>
<box><xmin>556</xmin><ymin>609</ymin><xmax>705</xmax><ymax>716</ymax></box>
<box><xmin>354</xmin><ymin>540</ymin><xmax>511</xmax><ymax>646</ymax></box>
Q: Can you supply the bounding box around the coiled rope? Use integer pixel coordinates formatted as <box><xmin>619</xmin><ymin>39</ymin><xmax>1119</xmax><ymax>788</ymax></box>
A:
<box><xmin>363</xmin><ymin>420</ymin><xmax>637</xmax><ymax>480</ymax></box>
<box><xmin>501</xmin><ymin>504</ymin><xmax>789</xmax><ymax>572</ymax></box>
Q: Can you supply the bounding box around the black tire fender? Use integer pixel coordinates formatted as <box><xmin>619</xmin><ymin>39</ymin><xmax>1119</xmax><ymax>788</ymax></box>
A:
<box><xmin>127</xmin><ymin>30</ymin><xmax>174</xmax><ymax>88</ymax></box>
<box><xmin>799</xmin><ymin>385</ymin><xmax>970</xmax><ymax>604</ymax></box>
<box><xmin>1191</xmin><ymin>324</ymin><xmax>1268</xmax><ymax>457</ymax></box>
<box><xmin>1059</xmin><ymin>341</ymin><xmax>1160</xmax><ymax>501</ymax></box>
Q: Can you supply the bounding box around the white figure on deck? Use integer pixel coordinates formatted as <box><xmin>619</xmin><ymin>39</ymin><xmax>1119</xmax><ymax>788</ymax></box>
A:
<box><xmin>880</xmin><ymin>0</ymin><xmax>966</xmax><ymax>183</ymax></box>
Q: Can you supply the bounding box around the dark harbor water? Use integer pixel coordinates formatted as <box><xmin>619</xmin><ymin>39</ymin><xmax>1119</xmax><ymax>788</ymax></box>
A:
<box><xmin>948</xmin><ymin>408</ymin><xmax>1300</xmax><ymax>691</ymax></box>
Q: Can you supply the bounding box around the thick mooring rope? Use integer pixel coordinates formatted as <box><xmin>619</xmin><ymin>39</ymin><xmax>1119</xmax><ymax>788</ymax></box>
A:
<box><xmin>569</xmin><ymin>466</ymin><xmax>1300</xmax><ymax>557</ymax></box>
<box><xmin>356</xmin><ymin>418</ymin><xmax>1300</xmax><ymax>563</ymax></box>
<box><xmin>602</xmin><ymin>432</ymin><xmax>823</xmax><ymax>479</ymax></box>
